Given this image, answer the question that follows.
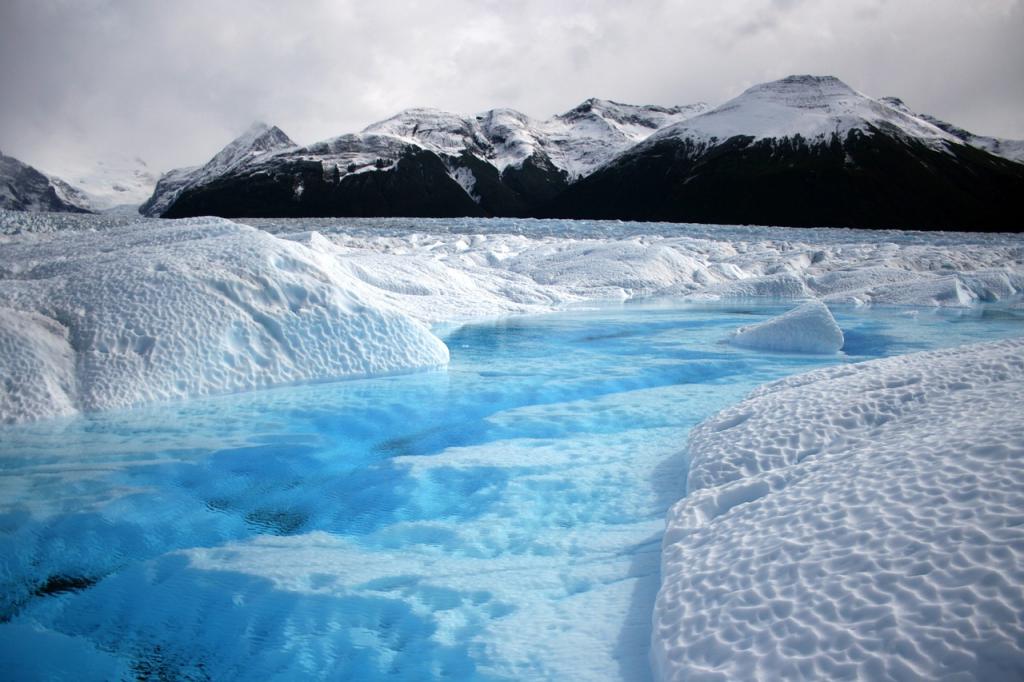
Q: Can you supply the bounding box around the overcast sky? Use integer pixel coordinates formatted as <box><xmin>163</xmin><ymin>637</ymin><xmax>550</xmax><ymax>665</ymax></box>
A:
<box><xmin>1</xmin><ymin>0</ymin><xmax>1021</xmax><ymax>178</ymax></box>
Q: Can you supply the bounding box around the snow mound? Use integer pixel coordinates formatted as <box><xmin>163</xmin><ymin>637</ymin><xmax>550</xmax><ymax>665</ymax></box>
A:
<box><xmin>654</xmin><ymin>337</ymin><xmax>1024</xmax><ymax>680</ymax></box>
<box><xmin>0</xmin><ymin>219</ymin><xmax>448</xmax><ymax>423</ymax></box>
<box><xmin>729</xmin><ymin>300</ymin><xmax>844</xmax><ymax>354</ymax></box>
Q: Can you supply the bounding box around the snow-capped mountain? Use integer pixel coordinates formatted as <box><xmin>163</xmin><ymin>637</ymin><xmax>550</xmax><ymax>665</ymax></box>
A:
<box><xmin>879</xmin><ymin>96</ymin><xmax>1024</xmax><ymax>164</ymax></box>
<box><xmin>544</xmin><ymin>75</ymin><xmax>1024</xmax><ymax>230</ymax></box>
<box><xmin>146</xmin><ymin>100</ymin><xmax>706</xmax><ymax>219</ymax></box>
<box><xmin>144</xmin><ymin>77</ymin><xmax>1023</xmax><ymax>230</ymax></box>
<box><xmin>1</xmin><ymin>151</ymin><xmax>91</xmax><ymax>214</ymax></box>
<box><xmin>141</xmin><ymin>122</ymin><xmax>296</xmax><ymax>216</ymax></box>
<box><xmin>643</xmin><ymin>75</ymin><xmax>957</xmax><ymax>149</ymax></box>
<box><xmin>362</xmin><ymin>99</ymin><xmax>707</xmax><ymax>178</ymax></box>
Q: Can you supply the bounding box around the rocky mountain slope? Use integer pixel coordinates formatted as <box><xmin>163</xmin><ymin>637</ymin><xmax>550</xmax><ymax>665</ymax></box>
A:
<box><xmin>0</xmin><ymin>152</ymin><xmax>91</xmax><ymax>214</ymax></box>
<box><xmin>147</xmin><ymin>100</ymin><xmax>707</xmax><ymax>219</ymax></box>
<box><xmin>543</xmin><ymin>76</ymin><xmax>1024</xmax><ymax>230</ymax></box>
<box><xmin>143</xmin><ymin>77</ymin><xmax>1024</xmax><ymax>230</ymax></box>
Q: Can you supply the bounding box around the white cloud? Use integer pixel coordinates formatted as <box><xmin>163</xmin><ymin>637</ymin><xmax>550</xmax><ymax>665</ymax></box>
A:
<box><xmin>1</xmin><ymin>0</ymin><xmax>1021</xmax><ymax>178</ymax></box>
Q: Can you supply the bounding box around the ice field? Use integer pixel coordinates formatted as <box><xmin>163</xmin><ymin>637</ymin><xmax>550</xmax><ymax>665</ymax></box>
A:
<box><xmin>2</xmin><ymin>213</ymin><xmax>1024</xmax><ymax>679</ymax></box>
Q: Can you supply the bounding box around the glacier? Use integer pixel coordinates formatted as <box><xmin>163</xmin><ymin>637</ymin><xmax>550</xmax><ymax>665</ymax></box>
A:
<box><xmin>3</xmin><ymin>212</ymin><xmax>1024</xmax><ymax>423</ymax></box>
<box><xmin>1</xmin><ymin>211</ymin><xmax>1024</xmax><ymax>680</ymax></box>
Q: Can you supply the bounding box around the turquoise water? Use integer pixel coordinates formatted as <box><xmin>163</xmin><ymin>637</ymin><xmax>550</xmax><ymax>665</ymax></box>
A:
<box><xmin>1</xmin><ymin>302</ymin><xmax>1022</xmax><ymax>680</ymax></box>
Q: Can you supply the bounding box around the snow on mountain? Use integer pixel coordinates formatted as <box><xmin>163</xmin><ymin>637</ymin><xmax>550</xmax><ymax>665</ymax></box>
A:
<box><xmin>546</xmin><ymin>75</ymin><xmax>1024</xmax><ymax>230</ymax></box>
<box><xmin>0</xmin><ymin>152</ymin><xmax>91</xmax><ymax>214</ymax></box>
<box><xmin>139</xmin><ymin>77</ymin><xmax>1022</xmax><ymax>229</ymax></box>
<box><xmin>880</xmin><ymin>96</ymin><xmax>1024</xmax><ymax>164</ymax></box>
<box><xmin>200</xmin><ymin>121</ymin><xmax>297</xmax><ymax>178</ymax></box>
<box><xmin>544</xmin><ymin>99</ymin><xmax>709</xmax><ymax>177</ymax></box>
<box><xmin>362</xmin><ymin>107</ymin><xmax>493</xmax><ymax>160</ymax></box>
<box><xmin>48</xmin><ymin>155</ymin><xmax>159</xmax><ymax>212</ymax></box>
<box><xmin>362</xmin><ymin>98</ymin><xmax>709</xmax><ymax>178</ymax></box>
<box><xmin>645</xmin><ymin>75</ymin><xmax>957</xmax><ymax>150</ymax></box>
<box><xmin>141</xmin><ymin>122</ymin><xmax>296</xmax><ymax>216</ymax></box>
<box><xmin>144</xmin><ymin>99</ymin><xmax>705</xmax><ymax>218</ymax></box>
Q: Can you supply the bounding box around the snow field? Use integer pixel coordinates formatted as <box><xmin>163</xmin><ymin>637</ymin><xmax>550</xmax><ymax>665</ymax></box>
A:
<box><xmin>654</xmin><ymin>338</ymin><xmax>1024</xmax><ymax>680</ymax></box>
<box><xmin>2</xmin><ymin>212</ymin><xmax>1023</xmax><ymax>422</ymax></box>
<box><xmin>0</xmin><ymin>218</ymin><xmax>448</xmax><ymax>423</ymax></box>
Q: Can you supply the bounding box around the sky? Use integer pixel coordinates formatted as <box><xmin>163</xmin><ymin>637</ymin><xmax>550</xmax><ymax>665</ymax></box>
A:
<box><xmin>1</xmin><ymin>0</ymin><xmax>1022</xmax><ymax>179</ymax></box>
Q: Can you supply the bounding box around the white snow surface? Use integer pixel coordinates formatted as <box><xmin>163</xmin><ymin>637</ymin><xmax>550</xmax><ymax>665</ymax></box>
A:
<box><xmin>645</xmin><ymin>75</ymin><xmax>959</xmax><ymax>152</ymax></box>
<box><xmin>0</xmin><ymin>218</ymin><xmax>448</xmax><ymax>423</ymax></box>
<box><xmin>48</xmin><ymin>155</ymin><xmax>159</xmax><ymax>212</ymax></box>
<box><xmin>880</xmin><ymin>97</ymin><xmax>1024</xmax><ymax>164</ymax></box>
<box><xmin>364</xmin><ymin>99</ymin><xmax>709</xmax><ymax>178</ymax></box>
<box><xmin>2</xmin><ymin>212</ymin><xmax>1023</xmax><ymax>423</ymax></box>
<box><xmin>654</xmin><ymin>337</ymin><xmax>1024</xmax><ymax>680</ymax></box>
<box><xmin>729</xmin><ymin>299</ymin><xmax>844</xmax><ymax>353</ymax></box>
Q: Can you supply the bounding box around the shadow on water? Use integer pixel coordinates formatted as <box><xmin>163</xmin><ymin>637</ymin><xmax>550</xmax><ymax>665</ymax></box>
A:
<box><xmin>612</xmin><ymin>430</ymin><xmax>694</xmax><ymax>682</ymax></box>
<box><xmin>10</xmin><ymin>554</ymin><xmax>505</xmax><ymax>681</ymax></box>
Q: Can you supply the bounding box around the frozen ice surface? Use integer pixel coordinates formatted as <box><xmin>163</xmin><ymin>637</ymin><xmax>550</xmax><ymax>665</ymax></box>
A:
<box><xmin>2</xmin><ymin>291</ymin><xmax>1024</xmax><ymax>679</ymax></box>
<box><xmin>654</xmin><ymin>337</ymin><xmax>1024</xmax><ymax>681</ymax></box>
<box><xmin>0</xmin><ymin>218</ymin><xmax>448</xmax><ymax>423</ymax></box>
<box><xmin>2</xmin><ymin>211</ymin><xmax>1023</xmax><ymax>422</ymax></box>
<box><xmin>730</xmin><ymin>300</ymin><xmax>844</xmax><ymax>354</ymax></box>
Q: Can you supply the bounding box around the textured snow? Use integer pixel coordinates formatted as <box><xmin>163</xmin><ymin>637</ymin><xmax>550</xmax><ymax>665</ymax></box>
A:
<box><xmin>2</xmin><ymin>212</ymin><xmax>1022</xmax><ymax>423</ymax></box>
<box><xmin>2</xmin><ymin>212</ymin><xmax>1024</xmax><ymax>678</ymax></box>
<box><xmin>730</xmin><ymin>300</ymin><xmax>844</xmax><ymax>354</ymax></box>
<box><xmin>645</xmin><ymin>75</ymin><xmax>958</xmax><ymax>152</ymax></box>
<box><xmin>654</xmin><ymin>338</ymin><xmax>1024</xmax><ymax>680</ymax></box>
<box><xmin>0</xmin><ymin>218</ymin><xmax>448</xmax><ymax>423</ymax></box>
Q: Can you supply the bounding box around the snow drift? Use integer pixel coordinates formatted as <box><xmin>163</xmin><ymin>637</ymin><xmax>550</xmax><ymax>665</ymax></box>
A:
<box><xmin>653</xmin><ymin>337</ymin><xmax>1024</xmax><ymax>680</ymax></box>
<box><xmin>0</xmin><ymin>219</ymin><xmax>448</xmax><ymax>423</ymax></box>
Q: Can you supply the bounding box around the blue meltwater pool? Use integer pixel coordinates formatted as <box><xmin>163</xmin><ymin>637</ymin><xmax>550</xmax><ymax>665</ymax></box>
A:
<box><xmin>2</xmin><ymin>302</ymin><xmax>1023</xmax><ymax>680</ymax></box>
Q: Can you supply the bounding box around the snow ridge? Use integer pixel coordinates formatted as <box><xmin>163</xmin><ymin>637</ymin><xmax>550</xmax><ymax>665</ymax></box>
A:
<box><xmin>361</xmin><ymin>99</ymin><xmax>709</xmax><ymax>178</ymax></box>
<box><xmin>880</xmin><ymin>96</ymin><xmax>1024</xmax><ymax>164</ymax></box>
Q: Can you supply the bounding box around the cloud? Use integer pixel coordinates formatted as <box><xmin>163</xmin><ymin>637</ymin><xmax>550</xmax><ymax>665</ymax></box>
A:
<box><xmin>1</xmin><ymin>0</ymin><xmax>1021</xmax><ymax>177</ymax></box>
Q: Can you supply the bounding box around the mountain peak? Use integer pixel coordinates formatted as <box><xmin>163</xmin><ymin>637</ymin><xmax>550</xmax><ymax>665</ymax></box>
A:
<box><xmin>242</xmin><ymin>120</ymin><xmax>271</xmax><ymax>136</ymax></box>
<box><xmin>739</xmin><ymin>75</ymin><xmax>860</xmax><ymax>108</ymax></box>
<box><xmin>647</xmin><ymin>73</ymin><xmax>955</xmax><ymax>147</ymax></box>
<box><xmin>206</xmin><ymin>123</ymin><xmax>295</xmax><ymax>173</ymax></box>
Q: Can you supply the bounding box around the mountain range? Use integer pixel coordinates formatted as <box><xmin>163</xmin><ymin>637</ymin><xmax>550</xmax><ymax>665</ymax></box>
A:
<box><xmin>4</xmin><ymin>75</ymin><xmax>1022</xmax><ymax>231</ymax></box>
